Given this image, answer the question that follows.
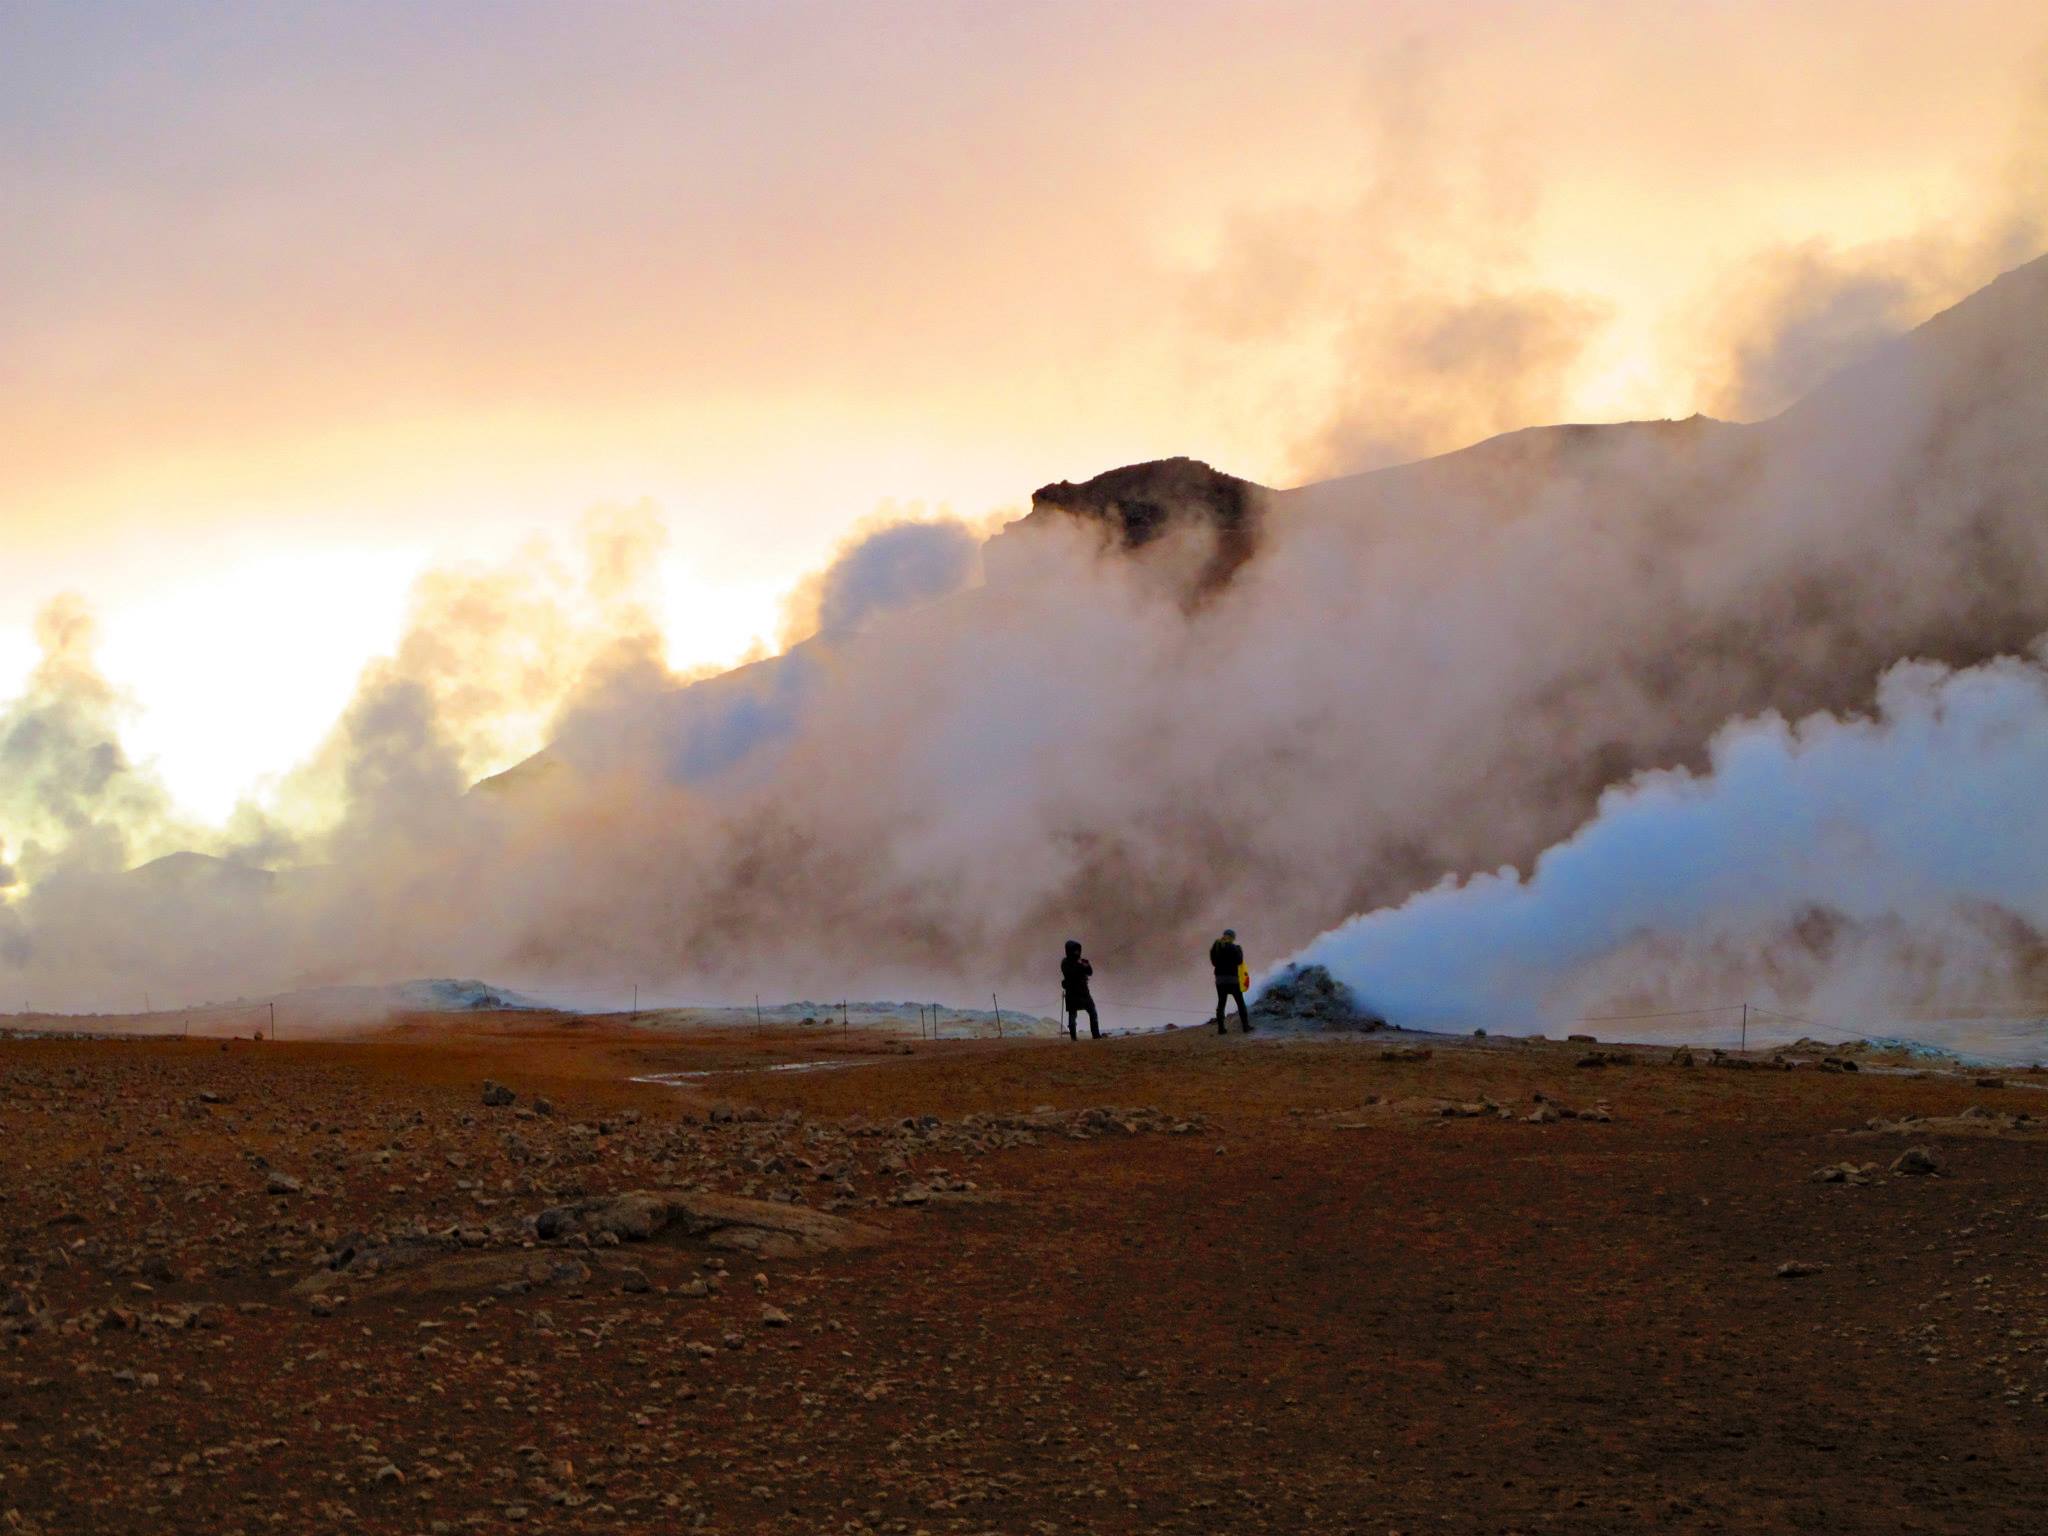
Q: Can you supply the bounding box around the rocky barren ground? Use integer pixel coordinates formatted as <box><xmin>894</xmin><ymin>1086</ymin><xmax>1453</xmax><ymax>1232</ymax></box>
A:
<box><xmin>1</xmin><ymin>1017</ymin><xmax>2045</xmax><ymax>1534</ymax></box>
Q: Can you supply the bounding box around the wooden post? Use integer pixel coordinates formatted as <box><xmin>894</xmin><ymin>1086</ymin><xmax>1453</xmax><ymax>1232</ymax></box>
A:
<box><xmin>268</xmin><ymin>1001</ymin><xmax>277</xmax><ymax>1042</ymax></box>
<box><xmin>1740</xmin><ymin>1002</ymin><xmax>1748</xmax><ymax>1054</ymax></box>
<box><xmin>632</xmin><ymin>984</ymin><xmax>639</xmax><ymax>1021</ymax></box>
<box><xmin>992</xmin><ymin>993</ymin><xmax>1003</xmax><ymax>1039</ymax></box>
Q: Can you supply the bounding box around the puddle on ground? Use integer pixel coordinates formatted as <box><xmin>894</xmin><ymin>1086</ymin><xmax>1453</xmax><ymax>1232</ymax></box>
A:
<box><xmin>630</xmin><ymin>1059</ymin><xmax>880</xmax><ymax>1087</ymax></box>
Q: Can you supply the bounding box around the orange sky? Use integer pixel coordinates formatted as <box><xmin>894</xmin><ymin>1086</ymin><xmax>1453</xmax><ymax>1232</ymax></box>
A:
<box><xmin>3</xmin><ymin>0</ymin><xmax>2043</xmax><ymax>818</ymax></box>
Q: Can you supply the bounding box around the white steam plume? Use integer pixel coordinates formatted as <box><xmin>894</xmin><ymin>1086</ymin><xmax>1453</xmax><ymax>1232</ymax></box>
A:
<box><xmin>0</xmin><ymin>252</ymin><xmax>2044</xmax><ymax>1021</ymax></box>
<box><xmin>1275</xmin><ymin>649</ymin><xmax>2048</xmax><ymax>1040</ymax></box>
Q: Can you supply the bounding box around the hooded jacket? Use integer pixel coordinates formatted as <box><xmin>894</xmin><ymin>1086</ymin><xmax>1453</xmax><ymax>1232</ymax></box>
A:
<box><xmin>1209</xmin><ymin>937</ymin><xmax>1244</xmax><ymax>983</ymax></box>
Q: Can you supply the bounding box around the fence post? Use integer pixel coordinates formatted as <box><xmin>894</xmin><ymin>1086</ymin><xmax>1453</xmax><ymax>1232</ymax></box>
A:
<box><xmin>992</xmin><ymin>994</ymin><xmax>1003</xmax><ymax>1038</ymax></box>
<box><xmin>1741</xmin><ymin>1002</ymin><xmax>1748</xmax><ymax>1053</ymax></box>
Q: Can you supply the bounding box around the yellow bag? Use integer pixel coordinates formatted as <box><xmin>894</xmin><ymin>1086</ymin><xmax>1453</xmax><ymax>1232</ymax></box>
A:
<box><xmin>1237</xmin><ymin>962</ymin><xmax>1251</xmax><ymax>992</ymax></box>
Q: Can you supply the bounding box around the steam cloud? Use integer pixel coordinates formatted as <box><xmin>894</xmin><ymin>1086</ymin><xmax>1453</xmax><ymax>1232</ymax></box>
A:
<box><xmin>1184</xmin><ymin>46</ymin><xmax>1609</xmax><ymax>478</ymax></box>
<box><xmin>1</xmin><ymin>252</ymin><xmax>2045</xmax><ymax>1041</ymax></box>
<box><xmin>1279</xmin><ymin>648</ymin><xmax>2048</xmax><ymax>1036</ymax></box>
<box><xmin>780</xmin><ymin>516</ymin><xmax>981</xmax><ymax>646</ymax></box>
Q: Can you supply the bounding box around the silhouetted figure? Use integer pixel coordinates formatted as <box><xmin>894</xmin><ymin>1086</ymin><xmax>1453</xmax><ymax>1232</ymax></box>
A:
<box><xmin>1210</xmin><ymin>928</ymin><xmax>1251</xmax><ymax>1035</ymax></box>
<box><xmin>1061</xmin><ymin>939</ymin><xmax>1100</xmax><ymax>1040</ymax></box>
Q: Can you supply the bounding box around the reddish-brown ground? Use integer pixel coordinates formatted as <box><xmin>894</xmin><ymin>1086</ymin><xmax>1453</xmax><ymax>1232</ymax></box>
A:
<box><xmin>1</xmin><ymin>1018</ymin><xmax>2044</xmax><ymax>1534</ymax></box>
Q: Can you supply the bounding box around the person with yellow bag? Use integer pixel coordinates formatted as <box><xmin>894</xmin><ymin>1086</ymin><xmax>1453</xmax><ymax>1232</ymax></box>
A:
<box><xmin>1208</xmin><ymin>928</ymin><xmax>1253</xmax><ymax>1035</ymax></box>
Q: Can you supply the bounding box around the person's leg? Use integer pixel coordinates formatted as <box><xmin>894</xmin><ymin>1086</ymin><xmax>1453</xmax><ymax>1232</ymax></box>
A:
<box><xmin>1233</xmin><ymin>986</ymin><xmax>1252</xmax><ymax>1032</ymax></box>
<box><xmin>1065</xmin><ymin>1003</ymin><xmax>1078</xmax><ymax>1040</ymax></box>
<box><xmin>1085</xmin><ymin>999</ymin><xmax>1101</xmax><ymax>1039</ymax></box>
<box><xmin>1215</xmin><ymin>981</ymin><xmax>1229</xmax><ymax>1034</ymax></box>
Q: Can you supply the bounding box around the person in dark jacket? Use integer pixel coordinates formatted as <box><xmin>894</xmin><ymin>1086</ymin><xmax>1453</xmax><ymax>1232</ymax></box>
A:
<box><xmin>1210</xmin><ymin>928</ymin><xmax>1252</xmax><ymax>1035</ymax></box>
<box><xmin>1060</xmin><ymin>940</ymin><xmax>1100</xmax><ymax>1040</ymax></box>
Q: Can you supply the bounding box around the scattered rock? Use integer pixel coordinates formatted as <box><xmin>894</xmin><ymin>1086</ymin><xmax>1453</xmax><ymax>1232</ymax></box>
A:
<box><xmin>300</xmin><ymin>1250</ymin><xmax>591</xmax><ymax>1303</ymax></box>
<box><xmin>1776</xmin><ymin>1260</ymin><xmax>1827</xmax><ymax>1278</ymax></box>
<box><xmin>534</xmin><ymin>1191</ymin><xmax>884</xmax><ymax>1258</ymax></box>
<box><xmin>1890</xmin><ymin>1146</ymin><xmax>1947</xmax><ymax>1178</ymax></box>
<box><xmin>481</xmin><ymin>1081</ymin><xmax>516</xmax><ymax>1108</ymax></box>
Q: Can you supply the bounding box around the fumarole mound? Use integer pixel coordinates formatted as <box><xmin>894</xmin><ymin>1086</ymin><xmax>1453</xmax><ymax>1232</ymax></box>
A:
<box><xmin>1249</xmin><ymin>964</ymin><xmax>1386</xmax><ymax>1031</ymax></box>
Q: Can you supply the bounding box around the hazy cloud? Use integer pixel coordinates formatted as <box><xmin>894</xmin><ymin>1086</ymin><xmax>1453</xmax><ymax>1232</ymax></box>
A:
<box><xmin>780</xmin><ymin>515</ymin><xmax>982</xmax><ymax>646</ymax></box>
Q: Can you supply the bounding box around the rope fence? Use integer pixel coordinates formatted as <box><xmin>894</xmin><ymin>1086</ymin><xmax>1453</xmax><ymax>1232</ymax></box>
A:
<box><xmin>0</xmin><ymin>1000</ymin><xmax>276</xmax><ymax>1042</ymax></box>
<box><xmin>4</xmin><ymin>985</ymin><xmax>2046</xmax><ymax>1064</ymax></box>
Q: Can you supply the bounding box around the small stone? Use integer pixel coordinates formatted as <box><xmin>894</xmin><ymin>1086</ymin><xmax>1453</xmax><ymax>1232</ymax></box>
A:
<box><xmin>265</xmin><ymin>1171</ymin><xmax>303</xmax><ymax>1196</ymax></box>
<box><xmin>481</xmin><ymin>1081</ymin><xmax>516</xmax><ymax>1108</ymax></box>
<box><xmin>1776</xmin><ymin>1260</ymin><xmax>1827</xmax><ymax>1278</ymax></box>
<box><xmin>759</xmin><ymin>1305</ymin><xmax>791</xmax><ymax>1328</ymax></box>
<box><xmin>1890</xmin><ymin>1146</ymin><xmax>1946</xmax><ymax>1177</ymax></box>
